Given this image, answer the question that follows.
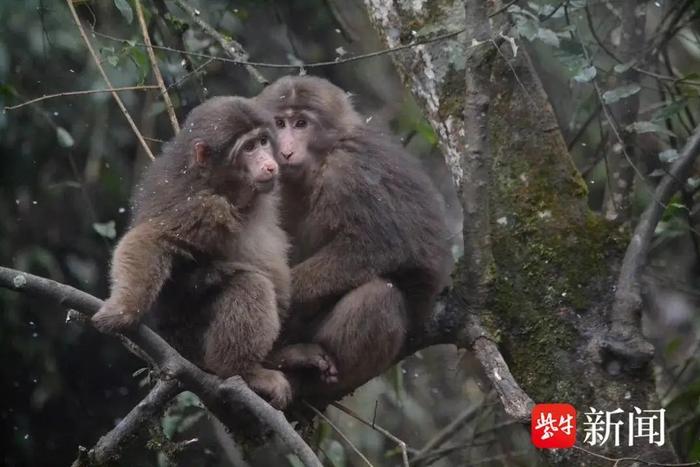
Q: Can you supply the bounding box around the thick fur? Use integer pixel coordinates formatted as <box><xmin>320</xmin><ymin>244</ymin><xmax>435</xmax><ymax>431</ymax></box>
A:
<box><xmin>92</xmin><ymin>97</ymin><xmax>292</xmax><ymax>408</ymax></box>
<box><xmin>258</xmin><ymin>76</ymin><xmax>452</xmax><ymax>400</ymax></box>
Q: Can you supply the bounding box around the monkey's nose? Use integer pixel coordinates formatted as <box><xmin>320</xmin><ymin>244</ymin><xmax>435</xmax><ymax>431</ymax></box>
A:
<box><xmin>263</xmin><ymin>163</ymin><xmax>278</xmax><ymax>173</ymax></box>
<box><xmin>282</xmin><ymin>151</ymin><xmax>294</xmax><ymax>160</ymax></box>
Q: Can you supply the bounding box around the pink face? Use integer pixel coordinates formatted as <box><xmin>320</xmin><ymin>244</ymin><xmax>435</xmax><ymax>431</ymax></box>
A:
<box><xmin>274</xmin><ymin>113</ymin><xmax>313</xmax><ymax>170</ymax></box>
<box><xmin>239</xmin><ymin>134</ymin><xmax>278</xmax><ymax>192</ymax></box>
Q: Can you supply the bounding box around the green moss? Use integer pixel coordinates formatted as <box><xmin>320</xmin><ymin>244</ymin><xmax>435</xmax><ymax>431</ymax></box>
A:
<box><xmin>438</xmin><ymin>65</ymin><xmax>465</xmax><ymax>120</ymax></box>
<box><xmin>482</xmin><ymin>90</ymin><xmax>628</xmax><ymax>402</ymax></box>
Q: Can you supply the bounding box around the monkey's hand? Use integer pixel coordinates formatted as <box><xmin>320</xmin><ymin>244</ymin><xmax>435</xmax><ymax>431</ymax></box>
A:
<box><xmin>91</xmin><ymin>299</ymin><xmax>140</xmax><ymax>334</ymax></box>
<box><xmin>242</xmin><ymin>369</ymin><xmax>293</xmax><ymax>410</ymax></box>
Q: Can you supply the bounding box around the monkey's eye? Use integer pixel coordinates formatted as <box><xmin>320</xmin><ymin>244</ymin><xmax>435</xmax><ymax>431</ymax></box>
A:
<box><xmin>259</xmin><ymin>136</ymin><xmax>269</xmax><ymax>146</ymax></box>
<box><xmin>243</xmin><ymin>140</ymin><xmax>256</xmax><ymax>152</ymax></box>
<box><xmin>294</xmin><ymin>119</ymin><xmax>307</xmax><ymax>129</ymax></box>
<box><xmin>275</xmin><ymin>118</ymin><xmax>286</xmax><ymax>129</ymax></box>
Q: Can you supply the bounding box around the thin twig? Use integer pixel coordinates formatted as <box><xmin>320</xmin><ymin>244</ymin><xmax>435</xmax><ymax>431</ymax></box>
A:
<box><xmin>172</xmin><ymin>0</ymin><xmax>267</xmax><ymax>85</ymax></box>
<box><xmin>572</xmin><ymin>445</ymin><xmax>700</xmax><ymax>466</ymax></box>
<box><xmin>165</xmin><ymin>58</ymin><xmax>215</xmax><ymax>94</ymax></box>
<box><xmin>303</xmin><ymin>402</ymin><xmax>374</xmax><ymax>467</ymax></box>
<box><xmin>567</xmin><ymin>103</ymin><xmax>602</xmax><ymax>150</ymax></box>
<box><xmin>4</xmin><ymin>86</ymin><xmax>160</xmax><ymax>111</ymax></box>
<box><xmin>412</xmin><ymin>420</ymin><xmax>518</xmax><ymax>465</ymax></box>
<box><xmin>134</xmin><ymin>0</ymin><xmax>179</xmax><ymax>134</ymax></box>
<box><xmin>609</xmin><ymin>123</ymin><xmax>700</xmax><ymax>350</ymax></box>
<box><xmin>93</xmin><ymin>28</ymin><xmax>466</xmax><ymax>70</ymax></box>
<box><xmin>329</xmin><ymin>402</ymin><xmax>409</xmax><ymax>467</ymax></box>
<box><xmin>575</xmin><ymin>23</ymin><xmax>659</xmax><ymax>218</ymax></box>
<box><xmin>413</xmin><ymin>404</ymin><xmax>481</xmax><ymax>462</ymax></box>
<box><xmin>489</xmin><ymin>0</ymin><xmax>521</xmax><ymax>18</ymax></box>
<box><xmin>65</xmin><ymin>0</ymin><xmax>155</xmax><ymax>160</ymax></box>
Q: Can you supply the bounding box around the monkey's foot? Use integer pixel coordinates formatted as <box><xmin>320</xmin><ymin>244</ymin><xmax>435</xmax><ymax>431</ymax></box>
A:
<box><xmin>243</xmin><ymin>369</ymin><xmax>292</xmax><ymax>410</ymax></box>
<box><xmin>268</xmin><ymin>343</ymin><xmax>339</xmax><ymax>384</ymax></box>
<box><xmin>91</xmin><ymin>302</ymin><xmax>138</xmax><ymax>333</ymax></box>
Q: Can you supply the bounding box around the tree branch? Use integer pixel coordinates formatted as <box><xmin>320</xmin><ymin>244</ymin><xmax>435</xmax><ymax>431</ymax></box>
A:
<box><xmin>93</xmin><ymin>28</ymin><xmax>466</xmax><ymax>70</ymax></box>
<box><xmin>364</xmin><ymin>0</ymin><xmax>533</xmax><ymax>424</ymax></box>
<box><xmin>607</xmin><ymin>124</ymin><xmax>700</xmax><ymax>362</ymax></box>
<box><xmin>134</xmin><ymin>0</ymin><xmax>179</xmax><ymax>134</ymax></box>
<box><xmin>171</xmin><ymin>0</ymin><xmax>268</xmax><ymax>86</ymax></box>
<box><xmin>461</xmin><ymin>0</ymin><xmax>533</xmax><ymax>422</ymax></box>
<box><xmin>65</xmin><ymin>0</ymin><xmax>156</xmax><ymax>161</ymax></box>
<box><xmin>81</xmin><ymin>378</ymin><xmax>182</xmax><ymax>466</ymax></box>
<box><xmin>3</xmin><ymin>86</ymin><xmax>160</xmax><ymax>111</ymax></box>
<box><xmin>0</xmin><ymin>266</ymin><xmax>321</xmax><ymax>467</ymax></box>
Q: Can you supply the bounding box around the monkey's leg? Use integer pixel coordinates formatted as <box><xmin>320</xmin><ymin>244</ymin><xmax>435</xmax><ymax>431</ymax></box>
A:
<box><xmin>92</xmin><ymin>226</ymin><xmax>173</xmax><ymax>332</ymax></box>
<box><xmin>202</xmin><ymin>271</ymin><xmax>280</xmax><ymax>378</ymax></box>
<box><xmin>308</xmin><ymin>278</ymin><xmax>408</xmax><ymax>395</ymax></box>
<box><xmin>241</xmin><ymin>366</ymin><xmax>292</xmax><ymax>410</ymax></box>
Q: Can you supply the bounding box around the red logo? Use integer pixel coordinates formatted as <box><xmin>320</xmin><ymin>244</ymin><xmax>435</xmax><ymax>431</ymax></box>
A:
<box><xmin>531</xmin><ymin>403</ymin><xmax>576</xmax><ymax>448</ymax></box>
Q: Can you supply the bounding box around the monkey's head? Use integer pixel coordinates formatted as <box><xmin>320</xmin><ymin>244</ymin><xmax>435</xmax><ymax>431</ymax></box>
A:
<box><xmin>256</xmin><ymin>76</ymin><xmax>363</xmax><ymax>178</ymax></box>
<box><xmin>180</xmin><ymin>96</ymin><xmax>279</xmax><ymax>195</ymax></box>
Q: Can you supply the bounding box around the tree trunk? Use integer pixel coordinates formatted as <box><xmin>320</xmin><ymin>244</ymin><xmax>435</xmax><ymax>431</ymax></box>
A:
<box><xmin>363</xmin><ymin>0</ymin><xmax>677</xmax><ymax>463</ymax></box>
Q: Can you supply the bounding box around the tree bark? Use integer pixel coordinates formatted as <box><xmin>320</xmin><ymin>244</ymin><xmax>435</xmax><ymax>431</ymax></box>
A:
<box><xmin>363</xmin><ymin>0</ymin><xmax>677</xmax><ymax>464</ymax></box>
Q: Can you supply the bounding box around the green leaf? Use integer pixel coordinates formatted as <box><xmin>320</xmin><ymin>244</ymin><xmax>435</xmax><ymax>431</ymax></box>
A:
<box><xmin>56</xmin><ymin>127</ymin><xmax>75</xmax><ymax>148</ymax></box>
<box><xmin>0</xmin><ymin>82</ymin><xmax>16</xmax><ymax>99</ymax></box>
<box><xmin>128</xmin><ymin>46</ymin><xmax>150</xmax><ymax>84</ymax></box>
<box><xmin>114</xmin><ymin>0</ymin><xmax>133</xmax><ymax>24</ymax></box>
<box><xmin>652</xmin><ymin>99</ymin><xmax>688</xmax><ymax>122</ymax></box>
<box><xmin>659</xmin><ymin>149</ymin><xmax>679</xmax><ymax>164</ymax></box>
<box><xmin>528</xmin><ymin>1</ymin><xmax>565</xmax><ymax>18</ymax></box>
<box><xmin>568</xmin><ymin>0</ymin><xmax>587</xmax><ymax>10</ymax></box>
<box><xmin>602</xmin><ymin>84</ymin><xmax>641</xmax><ymax>104</ymax></box>
<box><xmin>508</xmin><ymin>5</ymin><xmax>539</xmax><ymax>20</ymax></box>
<box><xmin>92</xmin><ymin>221</ymin><xmax>116</xmax><ymax>239</ymax></box>
<box><xmin>613</xmin><ymin>60</ymin><xmax>635</xmax><ymax>73</ymax></box>
<box><xmin>573</xmin><ymin>65</ymin><xmax>596</xmax><ymax>83</ymax></box>
<box><xmin>514</xmin><ymin>16</ymin><xmax>538</xmax><ymax>41</ymax></box>
<box><xmin>626</xmin><ymin>121</ymin><xmax>676</xmax><ymax>137</ymax></box>
<box><xmin>325</xmin><ymin>440</ymin><xmax>346</xmax><ymax>467</ymax></box>
<box><xmin>537</xmin><ymin>27</ymin><xmax>560</xmax><ymax>47</ymax></box>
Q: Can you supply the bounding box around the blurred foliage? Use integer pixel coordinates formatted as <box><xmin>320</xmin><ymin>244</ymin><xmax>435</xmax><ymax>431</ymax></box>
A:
<box><xmin>0</xmin><ymin>0</ymin><xmax>699</xmax><ymax>466</ymax></box>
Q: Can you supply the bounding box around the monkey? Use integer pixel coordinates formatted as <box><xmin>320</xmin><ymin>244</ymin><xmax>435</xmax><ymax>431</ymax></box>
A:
<box><xmin>91</xmin><ymin>96</ymin><xmax>293</xmax><ymax>409</ymax></box>
<box><xmin>256</xmin><ymin>76</ymin><xmax>453</xmax><ymax>401</ymax></box>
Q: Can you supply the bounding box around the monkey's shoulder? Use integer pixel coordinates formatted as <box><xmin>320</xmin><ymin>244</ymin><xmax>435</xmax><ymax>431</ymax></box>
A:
<box><xmin>131</xmin><ymin>192</ymin><xmax>242</xmax><ymax>254</ymax></box>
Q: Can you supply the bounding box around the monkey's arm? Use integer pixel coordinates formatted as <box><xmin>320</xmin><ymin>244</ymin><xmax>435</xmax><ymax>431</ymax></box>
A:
<box><xmin>290</xmin><ymin>234</ymin><xmax>397</xmax><ymax>314</ymax></box>
<box><xmin>92</xmin><ymin>225</ymin><xmax>174</xmax><ymax>332</ymax></box>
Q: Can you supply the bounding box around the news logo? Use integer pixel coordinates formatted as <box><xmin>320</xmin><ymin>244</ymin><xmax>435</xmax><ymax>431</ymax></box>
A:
<box><xmin>530</xmin><ymin>404</ymin><xmax>666</xmax><ymax>448</ymax></box>
<box><xmin>531</xmin><ymin>403</ymin><xmax>576</xmax><ymax>448</ymax></box>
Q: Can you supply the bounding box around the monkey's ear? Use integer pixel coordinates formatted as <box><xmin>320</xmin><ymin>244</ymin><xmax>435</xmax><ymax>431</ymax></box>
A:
<box><xmin>193</xmin><ymin>141</ymin><xmax>209</xmax><ymax>167</ymax></box>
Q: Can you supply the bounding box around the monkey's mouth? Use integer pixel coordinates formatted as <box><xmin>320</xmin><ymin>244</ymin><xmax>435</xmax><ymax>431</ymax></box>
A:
<box><xmin>255</xmin><ymin>177</ymin><xmax>276</xmax><ymax>193</ymax></box>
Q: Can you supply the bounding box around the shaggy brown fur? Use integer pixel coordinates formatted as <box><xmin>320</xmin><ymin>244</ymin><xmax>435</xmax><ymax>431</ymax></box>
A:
<box><xmin>257</xmin><ymin>76</ymin><xmax>452</xmax><ymax>401</ymax></box>
<box><xmin>92</xmin><ymin>96</ymin><xmax>292</xmax><ymax>408</ymax></box>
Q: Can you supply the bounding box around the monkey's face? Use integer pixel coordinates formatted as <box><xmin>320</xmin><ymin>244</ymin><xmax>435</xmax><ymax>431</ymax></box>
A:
<box><xmin>235</xmin><ymin>132</ymin><xmax>279</xmax><ymax>193</ymax></box>
<box><xmin>273</xmin><ymin>111</ymin><xmax>318</xmax><ymax>177</ymax></box>
<box><xmin>192</xmin><ymin>128</ymin><xmax>279</xmax><ymax>195</ymax></box>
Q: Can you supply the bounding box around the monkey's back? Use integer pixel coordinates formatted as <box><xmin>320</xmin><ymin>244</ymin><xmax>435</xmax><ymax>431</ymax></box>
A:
<box><xmin>299</xmin><ymin>126</ymin><xmax>452</xmax><ymax>306</ymax></box>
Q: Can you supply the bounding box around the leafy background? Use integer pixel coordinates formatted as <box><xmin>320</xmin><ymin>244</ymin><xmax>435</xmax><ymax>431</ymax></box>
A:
<box><xmin>1</xmin><ymin>0</ymin><xmax>699</xmax><ymax>466</ymax></box>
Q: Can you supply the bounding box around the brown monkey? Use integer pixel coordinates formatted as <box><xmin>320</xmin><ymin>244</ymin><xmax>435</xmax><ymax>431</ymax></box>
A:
<box><xmin>91</xmin><ymin>96</ymin><xmax>292</xmax><ymax>409</ymax></box>
<box><xmin>257</xmin><ymin>76</ymin><xmax>452</xmax><ymax>400</ymax></box>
